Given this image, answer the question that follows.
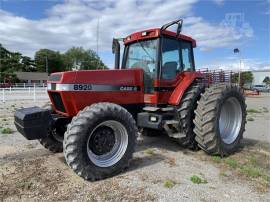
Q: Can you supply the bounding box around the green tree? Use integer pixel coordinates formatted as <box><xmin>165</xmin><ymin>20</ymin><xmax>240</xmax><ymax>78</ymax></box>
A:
<box><xmin>63</xmin><ymin>47</ymin><xmax>107</xmax><ymax>70</ymax></box>
<box><xmin>0</xmin><ymin>44</ymin><xmax>21</xmax><ymax>82</ymax></box>
<box><xmin>0</xmin><ymin>44</ymin><xmax>109</xmax><ymax>83</ymax></box>
<box><xmin>21</xmin><ymin>56</ymin><xmax>36</xmax><ymax>72</ymax></box>
<box><xmin>232</xmin><ymin>71</ymin><xmax>253</xmax><ymax>86</ymax></box>
<box><xmin>0</xmin><ymin>47</ymin><xmax>21</xmax><ymax>72</ymax></box>
<box><xmin>34</xmin><ymin>49</ymin><xmax>64</xmax><ymax>73</ymax></box>
<box><xmin>263</xmin><ymin>76</ymin><xmax>270</xmax><ymax>85</ymax></box>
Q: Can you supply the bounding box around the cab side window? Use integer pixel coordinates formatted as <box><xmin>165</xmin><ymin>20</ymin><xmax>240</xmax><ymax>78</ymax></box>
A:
<box><xmin>161</xmin><ymin>38</ymin><xmax>180</xmax><ymax>80</ymax></box>
<box><xmin>180</xmin><ymin>41</ymin><xmax>194</xmax><ymax>71</ymax></box>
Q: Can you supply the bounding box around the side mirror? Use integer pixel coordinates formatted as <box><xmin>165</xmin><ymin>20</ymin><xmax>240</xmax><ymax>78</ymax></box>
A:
<box><xmin>176</xmin><ymin>20</ymin><xmax>183</xmax><ymax>36</ymax></box>
<box><xmin>112</xmin><ymin>38</ymin><xmax>119</xmax><ymax>54</ymax></box>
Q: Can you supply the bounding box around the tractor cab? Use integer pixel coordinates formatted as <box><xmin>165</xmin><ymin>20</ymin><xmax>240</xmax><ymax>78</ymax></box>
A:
<box><xmin>113</xmin><ymin>19</ymin><xmax>199</xmax><ymax>104</ymax></box>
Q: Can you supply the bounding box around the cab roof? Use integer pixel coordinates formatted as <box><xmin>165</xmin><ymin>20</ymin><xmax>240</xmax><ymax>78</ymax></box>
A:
<box><xmin>123</xmin><ymin>28</ymin><xmax>196</xmax><ymax>48</ymax></box>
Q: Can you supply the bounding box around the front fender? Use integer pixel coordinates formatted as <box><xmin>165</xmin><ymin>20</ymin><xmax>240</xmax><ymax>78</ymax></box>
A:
<box><xmin>168</xmin><ymin>72</ymin><xmax>203</xmax><ymax>105</ymax></box>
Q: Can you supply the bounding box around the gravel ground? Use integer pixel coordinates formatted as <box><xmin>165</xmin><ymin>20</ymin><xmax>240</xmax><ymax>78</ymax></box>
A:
<box><xmin>245</xmin><ymin>93</ymin><xmax>270</xmax><ymax>142</ymax></box>
<box><xmin>0</xmin><ymin>95</ymin><xmax>269</xmax><ymax>201</ymax></box>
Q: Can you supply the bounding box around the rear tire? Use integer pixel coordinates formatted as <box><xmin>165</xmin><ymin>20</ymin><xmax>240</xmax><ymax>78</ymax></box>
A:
<box><xmin>39</xmin><ymin>134</ymin><xmax>63</xmax><ymax>153</ymax></box>
<box><xmin>175</xmin><ymin>82</ymin><xmax>205</xmax><ymax>149</ymax></box>
<box><xmin>193</xmin><ymin>84</ymin><xmax>246</xmax><ymax>156</ymax></box>
<box><xmin>39</xmin><ymin>102</ymin><xmax>63</xmax><ymax>153</ymax></box>
<box><xmin>63</xmin><ymin>103</ymin><xmax>137</xmax><ymax>181</ymax></box>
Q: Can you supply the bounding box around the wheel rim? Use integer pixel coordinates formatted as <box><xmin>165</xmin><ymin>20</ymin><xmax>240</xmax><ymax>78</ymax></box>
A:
<box><xmin>87</xmin><ymin>120</ymin><xmax>128</xmax><ymax>167</ymax></box>
<box><xmin>219</xmin><ymin>97</ymin><xmax>242</xmax><ymax>144</ymax></box>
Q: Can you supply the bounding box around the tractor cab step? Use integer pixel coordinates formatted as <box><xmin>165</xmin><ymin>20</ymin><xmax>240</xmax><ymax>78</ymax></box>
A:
<box><xmin>163</xmin><ymin>120</ymin><xmax>186</xmax><ymax>139</ymax></box>
<box><xmin>164</xmin><ymin>120</ymin><xmax>179</xmax><ymax>125</ymax></box>
<box><xmin>167</xmin><ymin>132</ymin><xmax>186</xmax><ymax>139</ymax></box>
<box><xmin>143</xmin><ymin>106</ymin><xmax>159</xmax><ymax>112</ymax></box>
<box><xmin>143</xmin><ymin>106</ymin><xmax>175</xmax><ymax>112</ymax></box>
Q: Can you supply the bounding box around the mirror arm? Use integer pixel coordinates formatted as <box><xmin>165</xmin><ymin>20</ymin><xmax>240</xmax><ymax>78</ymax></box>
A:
<box><xmin>161</xmin><ymin>19</ymin><xmax>183</xmax><ymax>37</ymax></box>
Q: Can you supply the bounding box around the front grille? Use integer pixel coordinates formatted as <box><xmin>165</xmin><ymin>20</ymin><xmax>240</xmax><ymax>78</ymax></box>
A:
<box><xmin>50</xmin><ymin>92</ymin><xmax>66</xmax><ymax>113</ymax></box>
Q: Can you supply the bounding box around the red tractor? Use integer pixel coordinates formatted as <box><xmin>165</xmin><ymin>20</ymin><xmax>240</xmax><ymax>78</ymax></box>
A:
<box><xmin>15</xmin><ymin>20</ymin><xmax>246</xmax><ymax>181</ymax></box>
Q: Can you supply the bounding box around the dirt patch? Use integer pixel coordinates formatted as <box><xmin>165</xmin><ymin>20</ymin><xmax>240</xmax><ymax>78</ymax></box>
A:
<box><xmin>86</xmin><ymin>179</ymin><xmax>156</xmax><ymax>202</ymax></box>
<box><xmin>201</xmin><ymin>139</ymin><xmax>270</xmax><ymax>193</ymax></box>
<box><xmin>1</xmin><ymin>137</ymin><xmax>270</xmax><ymax>201</ymax></box>
<box><xmin>0</xmin><ymin>156</ymin><xmax>76</xmax><ymax>201</ymax></box>
<box><xmin>0</xmin><ymin>150</ymin><xmax>156</xmax><ymax>202</ymax></box>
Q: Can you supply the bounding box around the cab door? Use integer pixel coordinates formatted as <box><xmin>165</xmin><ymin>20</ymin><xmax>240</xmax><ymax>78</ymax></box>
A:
<box><xmin>157</xmin><ymin>37</ymin><xmax>195</xmax><ymax>104</ymax></box>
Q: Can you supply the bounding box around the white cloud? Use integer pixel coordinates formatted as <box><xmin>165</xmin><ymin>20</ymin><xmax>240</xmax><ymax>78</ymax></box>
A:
<box><xmin>264</xmin><ymin>9</ymin><xmax>270</xmax><ymax>15</ymax></box>
<box><xmin>200</xmin><ymin>58</ymin><xmax>270</xmax><ymax>72</ymax></box>
<box><xmin>241</xmin><ymin>59</ymin><xmax>270</xmax><ymax>71</ymax></box>
<box><xmin>0</xmin><ymin>0</ymin><xmax>254</xmax><ymax>59</ymax></box>
<box><xmin>212</xmin><ymin>0</ymin><xmax>224</xmax><ymax>6</ymax></box>
<box><xmin>184</xmin><ymin>16</ymin><xmax>252</xmax><ymax>51</ymax></box>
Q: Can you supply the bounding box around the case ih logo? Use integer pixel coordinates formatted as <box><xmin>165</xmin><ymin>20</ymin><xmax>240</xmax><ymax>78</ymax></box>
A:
<box><xmin>119</xmin><ymin>86</ymin><xmax>138</xmax><ymax>91</ymax></box>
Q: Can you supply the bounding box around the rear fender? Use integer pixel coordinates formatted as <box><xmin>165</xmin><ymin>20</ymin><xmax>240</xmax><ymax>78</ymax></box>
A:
<box><xmin>168</xmin><ymin>72</ymin><xmax>203</xmax><ymax>105</ymax></box>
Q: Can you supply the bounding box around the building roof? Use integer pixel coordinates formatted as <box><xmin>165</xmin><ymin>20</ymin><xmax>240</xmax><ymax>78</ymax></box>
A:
<box><xmin>15</xmin><ymin>72</ymin><xmax>48</xmax><ymax>80</ymax></box>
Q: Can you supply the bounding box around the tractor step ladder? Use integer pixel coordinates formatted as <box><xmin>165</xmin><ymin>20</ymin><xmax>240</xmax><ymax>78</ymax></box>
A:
<box><xmin>143</xmin><ymin>106</ymin><xmax>175</xmax><ymax>112</ymax></box>
<box><xmin>163</xmin><ymin>120</ymin><xmax>186</xmax><ymax>138</ymax></box>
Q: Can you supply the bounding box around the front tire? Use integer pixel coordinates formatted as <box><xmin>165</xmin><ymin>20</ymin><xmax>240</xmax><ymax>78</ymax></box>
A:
<box><xmin>193</xmin><ymin>84</ymin><xmax>246</xmax><ymax>156</ymax></box>
<box><xmin>64</xmin><ymin>103</ymin><xmax>137</xmax><ymax>181</ymax></box>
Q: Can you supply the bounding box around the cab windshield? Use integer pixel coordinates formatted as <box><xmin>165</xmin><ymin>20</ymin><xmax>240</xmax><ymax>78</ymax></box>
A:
<box><xmin>125</xmin><ymin>39</ymin><xmax>157</xmax><ymax>93</ymax></box>
<box><xmin>125</xmin><ymin>39</ymin><xmax>157</xmax><ymax>71</ymax></box>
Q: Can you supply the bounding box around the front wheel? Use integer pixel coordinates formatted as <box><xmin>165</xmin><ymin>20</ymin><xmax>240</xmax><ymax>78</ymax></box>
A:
<box><xmin>64</xmin><ymin>103</ymin><xmax>137</xmax><ymax>180</ymax></box>
<box><xmin>193</xmin><ymin>84</ymin><xmax>246</xmax><ymax>156</ymax></box>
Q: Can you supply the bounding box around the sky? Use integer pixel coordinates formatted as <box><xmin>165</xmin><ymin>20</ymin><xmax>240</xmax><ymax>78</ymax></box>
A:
<box><xmin>0</xmin><ymin>0</ymin><xmax>269</xmax><ymax>71</ymax></box>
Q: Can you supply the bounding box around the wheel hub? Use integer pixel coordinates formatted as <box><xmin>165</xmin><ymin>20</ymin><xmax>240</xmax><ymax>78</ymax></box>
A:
<box><xmin>89</xmin><ymin>126</ymin><xmax>115</xmax><ymax>155</ymax></box>
<box><xmin>86</xmin><ymin>120</ymin><xmax>128</xmax><ymax>167</ymax></box>
<box><xmin>219</xmin><ymin>97</ymin><xmax>242</xmax><ymax>144</ymax></box>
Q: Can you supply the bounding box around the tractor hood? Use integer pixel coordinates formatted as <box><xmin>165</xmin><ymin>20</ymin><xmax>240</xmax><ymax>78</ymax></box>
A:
<box><xmin>47</xmin><ymin>69</ymin><xmax>145</xmax><ymax>116</ymax></box>
<box><xmin>47</xmin><ymin>69</ymin><xmax>144</xmax><ymax>91</ymax></box>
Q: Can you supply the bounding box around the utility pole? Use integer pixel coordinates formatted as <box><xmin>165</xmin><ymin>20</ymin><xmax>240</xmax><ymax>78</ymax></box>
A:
<box><xmin>45</xmin><ymin>55</ymin><xmax>48</xmax><ymax>74</ymax></box>
<box><xmin>233</xmin><ymin>48</ymin><xmax>241</xmax><ymax>86</ymax></box>
<box><xmin>96</xmin><ymin>18</ymin><xmax>101</xmax><ymax>69</ymax></box>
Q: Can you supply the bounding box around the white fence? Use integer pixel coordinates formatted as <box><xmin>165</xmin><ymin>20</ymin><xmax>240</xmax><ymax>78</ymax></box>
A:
<box><xmin>13</xmin><ymin>83</ymin><xmax>47</xmax><ymax>88</ymax></box>
<box><xmin>1</xmin><ymin>86</ymin><xmax>49</xmax><ymax>102</ymax></box>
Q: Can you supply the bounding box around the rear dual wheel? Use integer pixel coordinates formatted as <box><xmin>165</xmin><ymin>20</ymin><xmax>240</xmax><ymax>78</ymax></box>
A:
<box><xmin>193</xmin><ymin>84</ymin><xmax>246</xmax><ymax>156</ymax></box>
<box><xmin>63</xmin><ymin>103</ymin><xmax>137</xmax><ymax>180</ymax></box>
<box><xmin>176</xmin><ymin>82</ymin><xmax>205</xmax><ymax>149</ymax></box>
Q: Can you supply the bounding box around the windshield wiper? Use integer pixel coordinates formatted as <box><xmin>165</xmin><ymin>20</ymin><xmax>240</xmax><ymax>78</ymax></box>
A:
<box><xmin>138</xmin><ymin>41</ymin><xmax>155</xmax><ymax>63</ymax></box>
